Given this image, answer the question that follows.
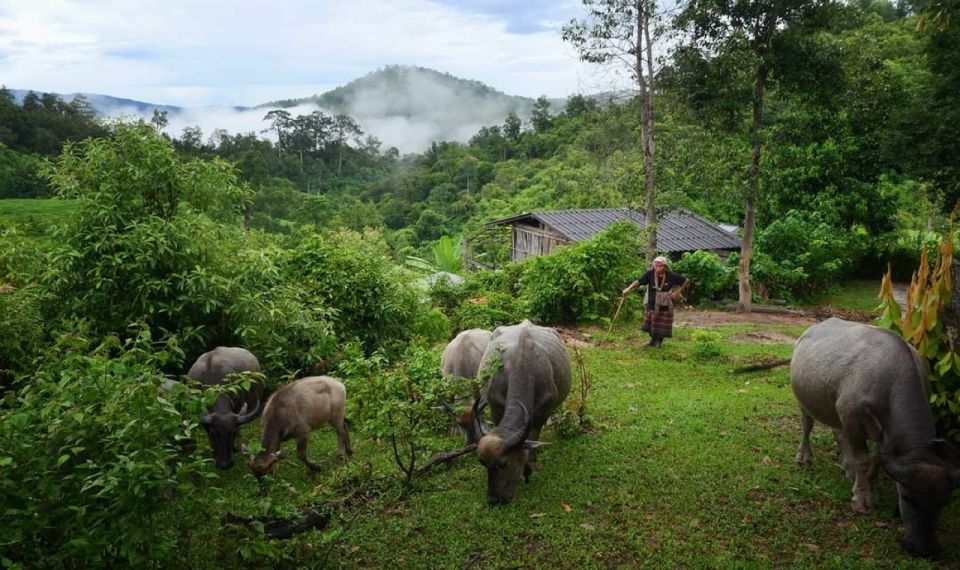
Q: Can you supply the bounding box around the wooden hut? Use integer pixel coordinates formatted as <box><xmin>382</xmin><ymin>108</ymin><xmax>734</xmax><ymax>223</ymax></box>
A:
<box><xmin>482</xmin><ymin>208</ymin><xmax>741</xmax><ymax>263</ymax></box>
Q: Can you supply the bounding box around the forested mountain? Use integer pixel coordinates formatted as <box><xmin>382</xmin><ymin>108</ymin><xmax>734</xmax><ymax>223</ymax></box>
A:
<box><xmin>7</xmin><ymin>89</ymin><xmax>183</xmax><ymax>115</ymax></box>
<box><xmin>265</xmin><ymin>64</ymin><xmax>541</xmax><ymax>118</ymax></box>
<box><xmin>261</xmin><ymin>65</ymin><xmax>559</xmax><ymax>151</ymax></box>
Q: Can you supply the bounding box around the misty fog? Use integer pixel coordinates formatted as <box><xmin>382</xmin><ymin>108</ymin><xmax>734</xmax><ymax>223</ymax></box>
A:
<box><xmin>109</xmin><ymin>70</ymin><xmax>536</xmax><ymax>155</ymax></box>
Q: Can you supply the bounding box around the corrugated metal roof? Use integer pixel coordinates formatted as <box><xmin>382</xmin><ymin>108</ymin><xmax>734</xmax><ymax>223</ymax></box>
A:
<box><xmin>486</xmin><ymin>208</ymin><xmax>741</xmax><ymax>253</ymax></box>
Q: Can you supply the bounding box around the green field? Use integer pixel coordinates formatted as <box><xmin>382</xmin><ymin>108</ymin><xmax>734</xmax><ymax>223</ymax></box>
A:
<box><xmin>169</xmin><ymin>317</ymin><xmax>956</xmax><ymax>569</ymax></box>
<box><xmin>0</xmin><ymin>198</ymin><xmax>76</xmax><ymax>236</ymax></box>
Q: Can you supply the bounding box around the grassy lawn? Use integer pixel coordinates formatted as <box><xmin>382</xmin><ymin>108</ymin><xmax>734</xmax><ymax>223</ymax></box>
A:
<box><xmin>170</xmin><ymin>317</ymin><xmax>958</xmax><ymax>569</ymax></box>
<box><xmin>0</xmin><ymin>198</ymin><xmax>76</xmax><ymax>236</ymax></box>
<box><xmin>807</xmin><ymin>279</ymin><xmax>886</xmax><ymax>313</ymax></box>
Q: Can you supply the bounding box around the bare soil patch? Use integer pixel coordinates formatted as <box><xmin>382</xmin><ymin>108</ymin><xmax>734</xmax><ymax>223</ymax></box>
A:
<box><xmin>729</xmin><ymin>330</ymin><xmax>801</xmax><ymax>344</ymax></box>
<box><xmin>674</xmin><ymin>308</ymin><xmax>816</xmax><ymax>327</ymax></box>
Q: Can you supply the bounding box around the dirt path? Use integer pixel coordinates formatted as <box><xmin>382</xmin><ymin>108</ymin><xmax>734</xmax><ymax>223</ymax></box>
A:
<box><xmin>674</xmin><ymin>308</ymin><xmax>817</xmax><ymax>328</ymax></box>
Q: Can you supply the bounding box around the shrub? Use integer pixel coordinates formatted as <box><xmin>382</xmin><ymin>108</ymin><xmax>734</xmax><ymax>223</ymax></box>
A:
<box><xmin>754</xmin><ymin>210</ymin><xmax>866</xmax><ymax>301</ymax></box>
<box><xmin>691</xmin><ymin>330</ymin><xmax>724</xmax><ymax>361</ymax></box>
<box><xmin>286</xmin><ymin>229</ymin><xmax>424</xmax><ymax>355</ymax></box>
<box><xmin>0</xmin><ymin>329</ymin><xmax>210</xmax><ymax>568</ymax></box>
<box><xmin>516</xmin><ymin>221</ymin><xmax>642</xmax><ymax>324</ymax></box>
<box><xmin>671</xmin><ymin>250</ymin><xmax>735</xmax><ymax>303</ymax></box>
<box><xmin>338</xmin><ymin>345</ymin><xmax>458</xmax><ymax>486</ymax></box>
<box><xmin>453</xmin><ymin>292</ymin><xmax>520</xmax><ymax>331</ymax></box>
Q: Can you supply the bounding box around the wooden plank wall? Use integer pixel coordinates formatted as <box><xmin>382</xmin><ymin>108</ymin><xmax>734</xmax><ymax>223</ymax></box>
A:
<box><xmin>511</xmin><ymin>225</ymin><xmax>570</xmax><ymax>262</ymax></box>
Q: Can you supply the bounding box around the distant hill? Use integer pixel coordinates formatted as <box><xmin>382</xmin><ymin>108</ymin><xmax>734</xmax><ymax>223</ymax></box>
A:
<box><xmin>8</xmin><ymin>89</ymin><xmax>184</xmax><ymax>115</ymax></box>
<box><xmin>259</xmin><ymin>65</ymin><xmax>563</xmax><ymax>151</ymax></box>
<box><xmin>263</xmin><ymin>65</ymin><xmax>539</xmax><ymax>116</ymax></box>
<box><xmin>6</xmin><ymin>67</ymin><xmax>568</xmax><ymax>153</ymax></box>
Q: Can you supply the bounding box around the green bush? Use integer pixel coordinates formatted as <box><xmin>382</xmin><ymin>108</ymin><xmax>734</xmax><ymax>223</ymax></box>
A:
<box><xmin>453</xmin><ymin>292</ymin><xmax>520</xmax><ymax>331</ymax></box>
<box><xmin>286</xmin><ymin>228</ymin><xmax>424</xmax><ymax>355</ymax></box>
<box><xmin>671</xmin><ymin>250</ymin><xmax>735</xmax><ymax>303</ymax></box>
<box><xmin>691</xmin><ymin>329</ymin><xmax>724</xmax><ymax>361</ymax></box>
<box><xmin>516</xmin><ymin>221</ymin><xmax>642</xmax><ymax>324</ymax></box>
<box><xmin>754</xmin><ymin>210</ymin><xmax>867</xmax><ymax>301</ymax></box>
<box><xmin>338</xmin><ymin>345</ymin><xmax>458</xmax><ymax>485</ymax></box>
<box><xmin>0</xmin><ymin>329</ymin><xmax>211</xmax><ymax>568</ymax></box>
<box><xmin>36</xmin><ymin>124</ymin><xmax>336</xmax><ymax>372</ymax></box>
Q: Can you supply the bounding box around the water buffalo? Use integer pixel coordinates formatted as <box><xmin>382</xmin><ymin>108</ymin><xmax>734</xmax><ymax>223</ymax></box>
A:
<box><xmin>469</xmin><ymin>320</ymin><xmax>571</xmax><ymax>505</ymax></box>
<box><xmin>439</xmin><ymin>328</ymin><xmax>492</xmax><ymax>443</ymax></box>
<box><xmin>188</xmin><ymin>346</ymin><xmax>263</xmax><ymax>470</ymax></box>
<box><xmin>247</xmin><ymin>375</ymin><xmax>352</xmax><ymax>480</ymax></box>
<box><xmin>791</xmin><ymin>318</ymin><xmax>960</xmax><ymax>558</ymax></box>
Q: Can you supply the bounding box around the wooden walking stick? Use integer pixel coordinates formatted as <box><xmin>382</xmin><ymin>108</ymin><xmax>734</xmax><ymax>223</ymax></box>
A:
<box><xmin>606</xmin><ymin>294</ymin><xmax>626</xmax><ymax>336</ymax></box>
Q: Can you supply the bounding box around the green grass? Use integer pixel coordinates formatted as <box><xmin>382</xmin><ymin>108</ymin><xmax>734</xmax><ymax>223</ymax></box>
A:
<box><xmin>807</xmin><ymin>279</ymin><xmax>886</xmax><ymax>313</ymax></box>
<box><xmin>169</xmin><ymin>319</ymin><xmax>958</xmax><ymax>569</ymax></box>
<box><xmin>0</xmin><ymin>198</ymin><xmax>76</xmax><ymax>236</ymax></box>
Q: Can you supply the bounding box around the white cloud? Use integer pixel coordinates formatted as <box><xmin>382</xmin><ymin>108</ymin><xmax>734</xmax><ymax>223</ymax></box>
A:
<box><xmin>0</xmin><ymin>0</ymin><xmax>614</xmax><ymax>106</ymax></box>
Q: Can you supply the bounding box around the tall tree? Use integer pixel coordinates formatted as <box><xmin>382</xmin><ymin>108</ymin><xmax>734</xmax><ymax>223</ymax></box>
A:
<box><xmin>564</xmin><ymin>0</ymin><xmax>663</xmax><ymax>262</ymax></box>
<box><xmin>261</xmin><ymin>109</ymin><xmax>291</xmax><ymax>158</ymax></box>
<box><xmin>673</xmin><ymin>0</ymin><xmax>835</xmax><ymax>312</ymax></box>
<box><xmin>150</xmin><ymin>109</ymin><xmax>168</xmax><ymax>134</ymax></box>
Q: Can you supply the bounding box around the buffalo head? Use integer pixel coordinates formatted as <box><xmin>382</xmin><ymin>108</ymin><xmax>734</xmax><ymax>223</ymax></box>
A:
<box><xmin>472</xmin><ymin>400</ymin><xmax>546</xmax><ymax>505</ymax></box>
<box><xmin>247</xmin><ymin>450</ymin><xmax>284</xmax><ymax>480</ymax></box>
<box><xmin>201</xmin><ymin>397</ymin><xmax>261</xmax><ymax>470</ymax></box>
<box><xmin>881</xmin><ymin>437</ymin><xmax>960</xmax><ymax>558</ymax></box>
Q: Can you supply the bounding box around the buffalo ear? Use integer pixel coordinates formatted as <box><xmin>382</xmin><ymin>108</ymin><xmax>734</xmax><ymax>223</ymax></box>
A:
<box><xmin>522</xmin><ymin>440</ymin><xmax>551</xmax><ymax>450</ymax></box>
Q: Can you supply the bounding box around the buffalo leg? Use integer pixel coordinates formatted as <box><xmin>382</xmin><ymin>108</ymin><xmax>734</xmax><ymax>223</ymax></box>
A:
<box><xmin>334</xmin><ymin>420</ymin><xmax>353</xmax><ymax>463</ymax></box>
<box><xmin>833</xmin><ymin>429</ymin><xmax>856</xmax><ymax>482</ymax></box>
<box><xmin>796</xmin><ymin>410</ymin><xmax>814</xmax><ymax>464</ymax></box>
<box><xmin>297</xmin><ymin>435</ymin><xmax>323</xmax><ymax>471</ymax></box>
<box><xmin>838</xmin><ymin>417</ymin><xmax>873</xmax><ymax>512</ymax></box>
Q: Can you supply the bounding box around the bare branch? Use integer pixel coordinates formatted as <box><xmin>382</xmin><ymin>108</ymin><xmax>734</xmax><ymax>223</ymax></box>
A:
<box><xmin>415</xmin><ymin>444</ymin><xmax>478</xmax><ymax>476</ymax></box>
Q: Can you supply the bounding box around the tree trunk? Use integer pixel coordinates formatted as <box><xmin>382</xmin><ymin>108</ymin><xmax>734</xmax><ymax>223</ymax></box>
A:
<box><xmin>737</xmin><ymin>63</ymin><xmax>768</xmax><ymax>313</ymax></box>
<box><xmin>637</xmin><ymin>0</ymin><xmax>658</xmax><ymax>263</ymax></box>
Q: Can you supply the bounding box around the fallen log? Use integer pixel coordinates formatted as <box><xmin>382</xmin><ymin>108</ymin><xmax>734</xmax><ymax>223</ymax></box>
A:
<box><xmin>226</xmin><ymin>507</ymin><xmax>333</xmax><ymax>539</ymax></box>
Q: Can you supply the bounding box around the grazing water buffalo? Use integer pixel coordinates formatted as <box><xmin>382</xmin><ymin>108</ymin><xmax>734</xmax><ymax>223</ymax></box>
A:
<box><xmin>469</xmin><ymin>320</ymin><xmax>571</xmax><ymax>505</ymax></box>
<box><xmin>791</xmin><ymin>318</ymin><xmax>960</xmax><ymax>558</ymax></box>
<box><xmin>247</xmin><ymin>376</ymin><xmax>352</xmax><ymax>480</ymax></box>
<box><xmin>440</xmin><ymin>328</ymin><xmax>492</xmax><ymax>443</ymax></box>
<box><xmin>188</xmin><ymin>346</ymin><xmax>263</xmax><ymax>470</ymax></box>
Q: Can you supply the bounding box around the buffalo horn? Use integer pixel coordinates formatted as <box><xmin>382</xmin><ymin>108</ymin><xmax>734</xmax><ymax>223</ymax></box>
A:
<box><xmin>236</xmin><ymin>397</ymin><xmax>262</xmax><ymax>424</ymax></box>
<box><xmin>471</xmin><ymin>397</ymin><xmax>488</xmax><ymax>439</ymax></box>
<box><xmin>502</xmin><ymin>401</ymin><xmax>531</xmax><ymax>451</ymax></box>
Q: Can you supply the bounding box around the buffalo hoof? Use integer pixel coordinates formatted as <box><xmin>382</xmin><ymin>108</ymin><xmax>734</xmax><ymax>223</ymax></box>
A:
<box><xmin>902</xmin><ymin>539</ymin><xmax>938</xmax><ymax>559</ymax></box>
<box><xmin>850</xmin><ymin>495</ymin><xmax>872</xmax><ymax>513</ymax></box>
<box><xmin>795</xmin><ymin>451</ymin><xmax>811</xmax><ymax>464</ymax></box>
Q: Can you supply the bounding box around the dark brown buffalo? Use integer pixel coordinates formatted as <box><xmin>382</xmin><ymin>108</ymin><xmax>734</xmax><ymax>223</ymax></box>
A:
<box><xmin>188</xmin><ymin>346</ymin><xmax>263</xmax><ymax>470</ymax></box>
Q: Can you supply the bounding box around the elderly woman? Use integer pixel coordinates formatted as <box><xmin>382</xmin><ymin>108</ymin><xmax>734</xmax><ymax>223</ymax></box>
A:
<box><xmin>621</xmin><ymin>256</ymin><xmax>689</xmax><ymax>348</ymax></box>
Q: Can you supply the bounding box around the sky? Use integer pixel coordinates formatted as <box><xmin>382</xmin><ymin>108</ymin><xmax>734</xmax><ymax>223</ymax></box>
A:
<box><xmin>0</xmin><ymin>0</ymin><xmax>617</xmax><ymax>107</ymax></box>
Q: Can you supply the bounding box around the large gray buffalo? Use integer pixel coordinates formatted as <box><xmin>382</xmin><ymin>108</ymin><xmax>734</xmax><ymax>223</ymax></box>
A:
<box><xmin>439</xmin><ymin>328</ymin><xmax>492</xmax><ymax>443</ymax></box>
<box><xmin>791</xmin><ymin>318</ymin><xmax>960</xmax><ymax>558</ymax></box>
<box><xmin>469</xmin><ymin>320</ymin><xmax>571</xmax><ymax>505</ymax></box>
<box><xmin>188</xmin><ymin>346</ymin><xmax>264</xmax><ymax>470</ymax></box>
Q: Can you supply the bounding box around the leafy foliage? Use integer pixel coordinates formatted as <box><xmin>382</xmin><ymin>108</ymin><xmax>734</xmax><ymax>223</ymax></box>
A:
<box><xmin>286</xmin><ymin>229</ymin><xmax>428</xmax><ymax>355</ymax></box>
<box><xmin>0</xmin><ymin>329</ymin><xmax>210</xmax><ymax>568</ymax></box>
<box><xmin>337</xmin><ymin>345</ymin><xmax>458</xmax><ymax>485</ymax></box>
<box><xmin>671</xmin><ymin>250</ymin><xmax>735</xmax><ymax>303</ymax></box>
<box><xmin>877</xmin><ymin>232</ymin><xmax>960</xmax><ymax>437</ymax></box>
<box><xmin>517</xmin><ymin>221</ymin><xmax>642</xmax><ymax>323</ymax></box>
